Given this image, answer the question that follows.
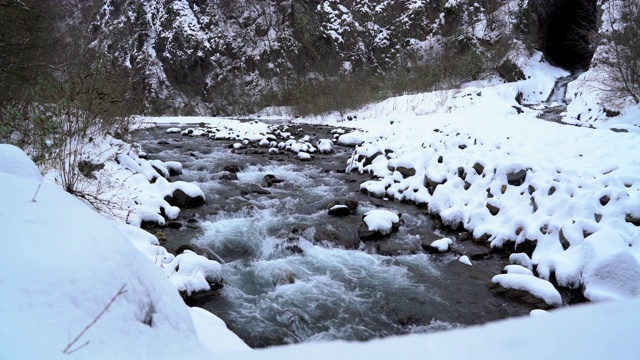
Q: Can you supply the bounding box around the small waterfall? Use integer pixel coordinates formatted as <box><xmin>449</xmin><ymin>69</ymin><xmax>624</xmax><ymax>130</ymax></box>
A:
<box><xmin>538</xmin><ymin>70</ymin><xmax>585</xmax><ymax>122</ymax></box>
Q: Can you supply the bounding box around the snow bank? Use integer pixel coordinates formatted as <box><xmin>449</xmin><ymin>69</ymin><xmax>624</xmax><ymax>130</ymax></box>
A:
<box><xmin>0</xmin><ymin>144</ymin><xmax>42</xmax><ymax>181</ymax></box>
<box><xmin>223</xmin><ymin>298</ymin><xmax>639</xmax><ymax>360</ymax></box>
<box><xmin>0</xmin><ymin>150</ymin><xmax>208</xmax><ymax>359</ymax></box>
<box><xmin>190</xmin><ymin>307</ymin><xmax>251</xmax><ymax>353</ymax></box>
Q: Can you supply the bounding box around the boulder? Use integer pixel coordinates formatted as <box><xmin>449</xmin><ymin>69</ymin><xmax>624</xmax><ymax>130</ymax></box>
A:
<box><xmin>223</xmin><ymin>164</ymin><xmax>241</xmax><ymax>173</ymax></box>
<box><xmin>395</xmin><ymin>166</ymin><xmax>416</xmax><ymax>178</ymax></box>
<box><xmin>313</xmin><ymin>225</ymin><xmax>361</xmax><ymax>250</ymax></box>
<box><xmin>218</xmin><ymin>172</ymin><xmax>238</xmax><ymax>181</ymax></box>
<box><xmin>326</xmin><ymin>198</ymin><xmax>358</xmax><ymax>217</ymax></box>
<box><xmin>263</xmin><ymin>174</ymin><xmax>284</xmax><ymax>187</ymax></box>
<box><xmin>327</xmin><ymin>205</ymin><xmax>351</xmax><ymax>217</ymax></box>
<box><xmin>472</xmin><ymin>162</ymin><xmax>485</xmax><ymax>175</ymax></box>
<box><xmin>240</xmin><ymin>184</ymin><xmax>271</xmax><ymax>196</ymax></box>
<box><xmin>359</xmin><ymin>210</ymin><xmax>402</xmax><ymax>240</ymax></box>
<box><xmin>486</xmin><ymin>202</ymin><xmax>500</xmax><ymax>216</ymax></box>
<box><xmin>166</xmin><ymin>188</ymin><xmax>205</xmax><ymax>208</ymax></box>
<box><xmin>625</xmin><ymin>214</ymin><xmax>640</xmax><ymax>226</ymax></box>
<box><xmin>77</xmin><ymin>160</ymin><xmax>105</xmax><ymax>180</ymax></box>
<box><xmin>422</xmin><ymin>237</ymin><xmax>453</xmax><ymax>254</ymax></box>
<box><xmin>506</xmin><ymin>169</ymin><xmax>527</xmax><ymax>186</ymax></box>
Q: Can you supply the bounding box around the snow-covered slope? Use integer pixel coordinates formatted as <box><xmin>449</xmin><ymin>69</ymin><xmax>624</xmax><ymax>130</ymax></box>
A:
<box><xmin>0</xmin><ymin>144</ymin><xmax>247</xmax><ymax>358</ymax></box>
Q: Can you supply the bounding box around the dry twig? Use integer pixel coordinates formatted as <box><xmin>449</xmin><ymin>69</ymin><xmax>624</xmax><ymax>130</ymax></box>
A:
<box><xmin>62</xmin><ymin>284</ymin><xmax>127</xmax><ymax>355</ymax></box>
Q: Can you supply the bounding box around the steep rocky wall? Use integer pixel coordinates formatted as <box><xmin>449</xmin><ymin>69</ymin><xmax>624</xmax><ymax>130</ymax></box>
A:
<box><xmin>90</xmin><ymin>0</ymin><xmax>598</xmax><ymax>115</ymax></box>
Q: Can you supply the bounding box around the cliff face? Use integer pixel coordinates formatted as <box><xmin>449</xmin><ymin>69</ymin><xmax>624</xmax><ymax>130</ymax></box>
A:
<box><xmin>89</xmin><ymin>1</ymin><xmax>463</xmax><ymax>114</ymax></box>
<box><xmin>89</xmin><ymin>0</ymin><xmax>598</xmax><ymax>115</ymax></box>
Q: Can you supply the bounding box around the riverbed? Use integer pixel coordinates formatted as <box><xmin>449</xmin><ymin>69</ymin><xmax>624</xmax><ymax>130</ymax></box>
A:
<box><xmin>132</xmin><ymin>121</ymin><xmax>536</xmax><ymax>348</ymax></box>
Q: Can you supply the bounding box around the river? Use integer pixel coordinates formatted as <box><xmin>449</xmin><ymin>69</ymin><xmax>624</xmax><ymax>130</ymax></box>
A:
<box><xmin>132</xmin><ymin>121</ymin><xmax>536</xmax><ymax>348</ymax></box>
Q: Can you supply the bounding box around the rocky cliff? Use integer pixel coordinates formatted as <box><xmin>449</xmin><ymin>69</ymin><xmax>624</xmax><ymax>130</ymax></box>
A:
<box><xmin>89</xmin><ymin>0</ymin><xmax>599</xmax><ymax>115</ymax></box>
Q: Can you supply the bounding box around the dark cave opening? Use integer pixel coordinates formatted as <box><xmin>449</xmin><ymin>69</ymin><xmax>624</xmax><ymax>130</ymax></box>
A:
<box><xmin>541</xmin><ymin>0</ymin><xmax>598</xmax><ymax>70</ymax></box>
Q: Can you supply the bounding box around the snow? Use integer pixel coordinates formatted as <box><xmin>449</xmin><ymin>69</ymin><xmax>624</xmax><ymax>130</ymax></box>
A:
<box><xmin>189</xmin><ymin>307</ymin><xmax>251</xmax><ymax>353</ymax></box>
<box><xmin>217</xmin><ymin>298</ymin><xmax>639</xmax><ymax>360</ymax></box>
<box><xmin>492</xmin><ymin>274</ymin><xmax>562</xmax><ymax>307</ymax></box>
<box><xmin>430</xmin><ymin>238</ymin><xmax>453</xmax><ymax>252</ymax></box>
<box><xmin>337</xmin><ymin>132</ymin><xmax>366</xmax><ymax>146</ymax></box>
<box><xmin>537</xmin><ymin>229</ymin><xmax>640</xmax><ymax>301</ymax></box>
<box><xmin>458</xmin><ymin>255</ymin><xmax>472</xmax><ymax>266</ymax></box>
<box><xmin>0</xmin><ymin>142</ymin><xmax>248</xmax><ymax>359</ymax></box>
<box><xmin>504</xmin><ymin>265</ymin><xmax>533</xmax><ymax>276</ymax></box>
<box><xmin>0</xmin><ymin>144</ymin><xmax>42</xmax><ymax>182</ymax></box>
<box><xmin>0</xmin><ymin>150</ymin><xmax>207</xmax><ymax>359</ymax></box>
<box><xmin>299</xmin><ymin>51</ymin><xmax>640</xmax><ymax>306</ymax></box>
<box><xmin>362</xmin><ymin>210</ymin><xmax>399</xmax><ymax>235</ymax></box>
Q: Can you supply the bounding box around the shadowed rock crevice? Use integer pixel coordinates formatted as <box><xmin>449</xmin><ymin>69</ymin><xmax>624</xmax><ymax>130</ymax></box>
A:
<box><xmin>537</xmin><ymin>0</ymin><xmax>598</xmax><ymax>70</ymax></box>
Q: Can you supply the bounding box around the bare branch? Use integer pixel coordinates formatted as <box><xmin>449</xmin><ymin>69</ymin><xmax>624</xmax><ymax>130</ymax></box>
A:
<box><xmin>62</xmin><ymin>284</ymin><xmax>127</xmax><ymax>355</ymax></box>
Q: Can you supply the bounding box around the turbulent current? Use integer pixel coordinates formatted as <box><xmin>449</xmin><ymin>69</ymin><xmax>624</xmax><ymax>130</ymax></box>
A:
<box><xmin>132</xmin><ymin>122</ymin><xmax>536</xmax><ymax>348</ymax></box>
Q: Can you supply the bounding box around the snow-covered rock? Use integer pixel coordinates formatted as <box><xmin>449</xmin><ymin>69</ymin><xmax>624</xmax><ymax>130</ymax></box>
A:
<box><xmin>338</xmin><ymin>132</ymin><xmax>366</xmax><ymax>146</ymax></box>
<box><xmin>459</xmin><ymin>255</ymin><xmax>473</xmax><ymax>266</ymax></box>
<box><xmin>362</xmin><ymin>210</ymin><xmax>400</xmax><ymax>236</ymax></box>
<box><xmin>317</xmin><ymin>139</ymin><xmax>334</xmax><ymax>153</ymax></box>
<box><xmin>492</xmin><ymin>274</ymin><xmax>562</xmax><ymax>308</ymax></box>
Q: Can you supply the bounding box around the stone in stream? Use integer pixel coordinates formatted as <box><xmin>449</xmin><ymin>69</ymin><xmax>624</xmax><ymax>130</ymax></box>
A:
<box><xmin>263</xmin><ymin>174</ymin><xmax>284</xmax><ymax>187</ymax></box>
<box><xmin>326</xmin><ymin>198</ymin><xmax>359</xmax><ymax>217</ymax></box>
<box><xmin>223</xmin><ymin>164</ymin><xmax>241</xmax><ymax>173</ymax></box>
<box><xmin>240</xmin><ymin>184</ymin><xmax>271</xmax><ymax>196</ymax></box>
<box><xmin>219</xmin><ymin>171</ymin><xmax>239</xmax><ymax>181</ymax></box>
<box><xmin>422</xmin><ymin>237</ymin><xmax>453</xmax><ymax>254</ymax></box>
<box><xmin>313</xmin><ymin>225</ymin><xmax>361</xmax><ymax>250</ymax></box>
<box><xmin>165</xmin><ymin>188</ymin><xmax>206</xmax><ymax>208</ymax></box>
<box><xmin>376</xmin><ymin>241</ymin><xmax>422</xmax><ymax>256</ymax></box>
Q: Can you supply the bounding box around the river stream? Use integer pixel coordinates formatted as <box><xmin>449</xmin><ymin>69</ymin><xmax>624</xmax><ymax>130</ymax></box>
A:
<box><xmin>132</xmin><ymin>122</ymin><xmax>536</xmax><ymax>348</ymax></box>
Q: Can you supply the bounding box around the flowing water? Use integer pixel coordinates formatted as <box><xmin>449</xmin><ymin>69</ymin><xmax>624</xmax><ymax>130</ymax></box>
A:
<box><xmin>535</xmin><ymin>70</ymin><xmax>585</xmax><ymax>123</ymax></box>
<box><xmin>133</xmin><ymin>122</ymin><xmax>536</xmax><ymax>348</ymax></box>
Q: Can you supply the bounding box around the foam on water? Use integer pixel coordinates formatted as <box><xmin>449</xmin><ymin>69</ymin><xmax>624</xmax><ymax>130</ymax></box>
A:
<box><xmin>196</xmin><ymin>200</ymin><xmax>448</xmax><ymax>345</ymax></box>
